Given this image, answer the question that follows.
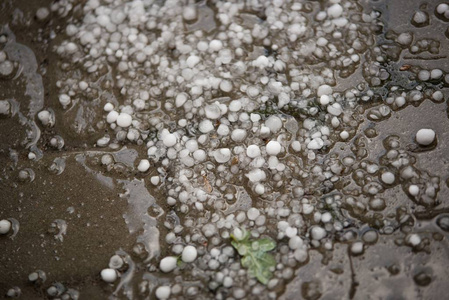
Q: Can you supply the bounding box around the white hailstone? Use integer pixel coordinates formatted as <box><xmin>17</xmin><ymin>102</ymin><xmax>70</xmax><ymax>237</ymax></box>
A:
<box><xmin>214</xmin><ymin>148</ymin><xmax>231</xmax><ymax>163</ymax></box>
<box><xmin>205</xmin><ymin>104</ymin><xmax>221</xmax><ymax>119</ymax></box>
<box><xmin>220</xmin><ymin>80</ymin><xmax>233</xmax><ymax>92</ymax></box>
<box><xmin>327</xmin><ymin>3</ymin><xmax>343</xmax><ymax>18</ymax></box>
<box><xmin>412</xmin><ymin>11</ymin><xmax>428</xmax><ymax>25</ymax></box>
<box><xmin>199</xmin><ymin>120</ymin><xmax>214</xmax><ymax>133</ymax></box>
<box><xmin>311</xmin><ymin>226</ymin><xmax>326</xmax><ymax>240</ymax></box>
<box><xmin>137</xmin><ymin>160</ymin><xmax>150</xmax><ymax>172</ymax></box>
<box><xmin>246</xmin><ymin>145</ymin><xmax>261</xmax><ymax>158</ymax></box>
<box><xmin>266</xmin><ymin>141</ymin><xmax>281</xmax><ymax>156</ymax></box>
<box><xmin>265</xmin><ymin>115</ymin><xmax>282</xmax><ymax>133</ymax></box>
<box><xmin>254</xmin><ymin>183</ymin><xmax>265</xmax><ymax>195</ymax></box>
<box><xmin>430</xmin><ymin>69</ymin><xmax>443</xmax><ymax>80</ymax></box>
<box><xmin>151</xmin><ymin>176</ymin><xmax>160</xmax><ymax>185</ymax></box>
<box><xmin>229</xmin><ymin>100</ymin><xmax>242</xmax><ymax>112</ymax></box>
<box><xmin>415</xmin><ymin>129</ymin><xmax>435</xmax><ymax>146</ymax></box>
<box><xmin>182</xmin><ymin>245</ymin><xmax>198</xmax><ymax>263</ymax></box>
<box><xmin>340</xmin><ymin>131</ymin><xmax>349</xmax><ymax>140</ymax></box>
<box><xmin>163</xmin><ymin>133</ymin><xmax>177</xmax><ymax>147</ymax></box>
<box><xmin>104</xmin><ymin>103</ymin><xmax>114</xmax><ymax>112</ymax></box>
<box><xmin>160</xmin><ymin>256</ymin><xmax>177</xmax><ymax>273</ymax></box>
<box><xmin>291</xmin><ymin>141</ymin><xmax>301</xmax><ymax>152</ymax></box>
<box><xmin>107</xmin><ymin>111</ymin><xmax>119</xmax><ymax>123</ymax></box>
<box><xmin>197</xmin><ymin>41</ymin><xmax>208</xmax><ymax>52</ymax></box>
<box><xmin>246</xmin><ymin>169</ymin><xmax>266</xmax><ymax>182</ymax></box>
<box><xmin>285</xmin><ymin>227</ymin><xmax>298</xmax><ymax>238</ymax></box>
<box><xmin>278</xmin><ymin>92</ymin><xmax>290</xmax><ymax>108</ymax></box>
<box><xmin>109</xmin><ymin>255</ymin><xmax>124</xmax><ymax>269</ymax></box>
<box><xmin>175</xmin><ymin>93</ymin><xmax>188</xmax><ymax>107</ymax></box>
<box><xmin>186</xmin><ymin>140</ymin><xmax>199</xmax><ymax>152</ymax></box>
<box><xmin>100</xmin><ymin>269</ymin><xmax>117</xmax><ymax>283</ymax></box>
<box><xmin>327</xmin><ymin>103</ymin><xmax>342</xmax><ymax>116</ymax></box>
<box><xmin>209</xmin><ymin>40</ymin><xmax>223</xmax><ymax>52</ymax></box>
<box><xmin>307</xmin><ymin>138</ymin><xmax>324</xmax><ymax>150</ymax></box>
<box><xmin>183</xmin><ymin>6</ymin><xmax>197</xmax><ymax>21</ymax></box>
<box><xmin>36</xmin><ymin>7</ymin><xmax>50</xmax><ymax>20</ymax></box>
<box><xmin>247</xmin><ymin>208</ymin><xmax>260</xmax><ymax>220</ymax></box>
<box><xmin>407</xmin><ymin>234</ymin><xmax>421</xmax><ymax>246</ymax></box>
<box><xmin>321</xmin><ymin>212</ymin><xmax>332</xmax><ymax>223</ymax></box>
<box><xmin>231</xmin><ymin>129</ymin><xmax>247</xmax><ymax>142</ymax></box>
<box><xmin>0</xmin><ymin>60</ymin><xmax>13</xmax><ymax>76</ymax></box>
<box><xmin>317</xmin><ymin>84</ymin><xmax>333</xmax><ymax>96</ymax></box>
<box><xmin>350</xmin><ymin>242</ymin><xmax>364</xmax><ymax>255</ymax></box>
<box><xmin>58</xmin><ymin>94</ymin><xmax>71</xmax><ymax>107</ymax></box>
<box><xmin>0</xmin><ymin>219</ymin><xmax>11</xmax><ymax>234</ymax></box>
<box><xmin>437</xmin><ymin>3</ymin><xmax>449</xmax><ymax>14</ymax></box>
<box><xmin>253</xmin><ymin>55</ymin><xmax>270</xmax><ymax>69</ymax></box>
<box><xmin>116</xmin><ymin>113</ymin><xmax>132</xmax><ymax>127</ymax></box>
<box><xmin>193</xmin><ymin>149</ymin><xmax>206</xmax><ymax>161</ymax></box>
<box><xmin>223</xmin><ymin>277</ymin><xmax>233</xmax><ymax>288</ymax></box>
<box><xmin>432</xmin><ymin>91</ymin><xmax>444</xmax><ymax>102</ymax></box>
<box><xmin>217</xmin><ymin>124</ymin><xmax>230</xmax><ymax>136</ymax></box>
<box><xmin>186</xmin><ymin>55</ymin><xmax>200</xmax><ymax>68</ymax></box>
<box><xmin>294</xmin><ymin>249</ymin><xmax>308</xmax><ymax>263</ymax></box>
<box><xmin>395</xmin><ymin>96</ymin><xmax>406</xmax><ymax>107</ymax></box>
<box><xmin>319</xmin><ymin>95</ymin><xmax>330</xmax><ymax>105</ymax></box>
<box><xmin>37</xmin><ymin>110</ymin><xmax>52</xmax><ymax>126</ymax></box>
<box><xmin>155</xmin><ymin>286</ymin><xmax>171</xmax><ymax>300</ymax></box>
<box><xmin>408</xmin><ymin>185</ymin><xmax>420</xmax><ymax>196</ymax></box>
<box><xmin>381</xmin><ymin>172</ymin><xmax>395</xmax><ymax>184</ymax></box>
<box><xmin>0</xmin><ymin>100</ymin><xmax>10</xmax><ymax>115</ymax></box>
<box><xmin>288</xmin><ymin>236</ymin><xmax>304</xmax><ymax>250</ymax></box>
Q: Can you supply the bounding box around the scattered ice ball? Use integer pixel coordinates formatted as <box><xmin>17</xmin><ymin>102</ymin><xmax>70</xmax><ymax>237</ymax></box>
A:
<box><xmin>116</xmin><ymin>113</ymin><xmax>132</xmax><ymax>128</ymax></box>
<box><xmin>317</xmin><ymin>84</ymin><xmax>333</xmax><ymax>96</ymax></box>
<box><xmin>36</xmin><ymin>7</ymin><xmax>50</xmax><ymax>20</ymax></box>
<box><xmin>246</xmin><ymin>145</ymin><xmax>261</xmax><ymax>158</ymax></box>
<box><xmin>266</xmin><ymin>141</ymin><xmax>281</xmax><ymax>156</ymax></box>
<box><xmin>183</xmin><ymin>6</ymin><xmax>197</xmax><ymax>21</ymax></box>
<box><xmin>214</xmin><ymin>148</ymin><xmax>231</xmax><ymax>163</ymax></box>
<box><xmin>205</xmin><ymin>104</ymin><xmax>221</xmax><ymax>119</ymax></box>
<box><xmin>415</xmin><ymin>128</ymin><xmax>436</xmax><ymax>146</ymax></box>
<box><xmin>327</xmin><ymin>4</ymin><xmax>343</xmax><ymax>18</ymax></box>
<box><xmin>407</xmin><ymin>234</ymin><xmax>421</xmax><ymax>246</ymax></box>
<box><xmin>381</xmin><ymin>172</ymin><xmax>395</xmax><ymax>184</ymax></box>
<box><xmin>254</xmin><ymin>183</ymin><xmax>265</xmax><ymax>195</ymax></box>
<box><xmin>160</xmin><ymin>256</ymin><xmax>177</xmax><ymax>273</ymax></box>
<box><xmin>137</xmin><ymin>159</ymin><xmax>150</xmax><ymax>172</ymax></box>
<box><xmin>100</xmin><ymin>269</ymin><xmax>117</xmax><ymax>283</ymax></box>
<box><xmin>104</xmin><ymin>103</ymin><xmax>114</xmax><ymax>112</ymax></box>
<box><xmin>350</xmin><ymin>242</ymin><xmax>364</xmax><ymax>255</ymax></box>
<box><xmin>0</xmin><ymin>100</ymin><xmax>10</xmax><ymax>115</ymax></box>
<box><xmin>182</xmin><ymin>245</ymin><xmax>198</xmax><ymax>263</ymax></box>
<box><xmin>155</xmin><ymin>286</ymin><xmax>171</xmax><ymax>300</ymax></box>
<box><xmin>109</xmin><ymin>255</ymin><xmax>124</xmax><ymax>269</ymax></box>
<box><xmin>311</xmin><ymin>226</ymin><xmax>326</xmax><ymax>240</ymax></box>
<box><xmin>58</xmin><ymin>94</ymin><xmax>71</xmax><ymax>107</ymax></box>
<box><xmin>37</xmin><ymin>110</ymin><xmax>54</xmax><ymax>127</ymax></box>
<box><xmin>409</xmin><ymin>184</ymin><xmax>420</xmax><ymax>196</ymax></box>
<box><xmin>163</xmin><ymin>133</ymin><xmax>177</xmax><ymax>147</ymax></box>
<box><xmin>0</xmin><ymin>219</ymin><xmax>11</xmax><ymax>234</ymax></box>
<box><xmin>265</xmin><ymin>115</ymin><xmax>282</xmax><ymax>133</ymax></box>
<box><xmin>199</xmin><ymin>120</ymin><xmax>214</xmax><ymax>133</ymax></box>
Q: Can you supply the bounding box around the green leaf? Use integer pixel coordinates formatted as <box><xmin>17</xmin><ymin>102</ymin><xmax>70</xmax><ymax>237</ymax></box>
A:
<box><xmin>230</xmin><ymin>228</ymin><xmax>277</xmax><ymax>285</ymax></box>
<box><xmin>256</xmin><ymin>238</ymin><xmax>276</xmax><ymax>252</ymax></box>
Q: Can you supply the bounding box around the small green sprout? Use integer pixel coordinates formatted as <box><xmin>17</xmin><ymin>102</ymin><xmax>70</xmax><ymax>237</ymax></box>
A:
<box><xmin>230</xmin><ymin>228</ymin><xmax>277</xmax><ymax>285</ymax></box>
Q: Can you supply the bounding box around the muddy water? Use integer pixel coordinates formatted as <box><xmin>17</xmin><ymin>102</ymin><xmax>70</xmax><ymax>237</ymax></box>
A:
<box><xmin>1</xmin><ymin>0</ymin><xmax>449</xmax><ymax>300</ymax></box>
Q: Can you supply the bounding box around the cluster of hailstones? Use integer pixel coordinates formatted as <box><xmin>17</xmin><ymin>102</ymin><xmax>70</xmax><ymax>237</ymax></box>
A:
<box><xmin>17</xmin><ymin>0</ymin><xmax>441</xmax><ymax>298</ymax></box>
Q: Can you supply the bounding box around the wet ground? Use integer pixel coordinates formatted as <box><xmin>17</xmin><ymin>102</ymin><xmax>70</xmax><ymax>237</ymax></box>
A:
<box><xmin>1</xmin><ymin>0</ymin><xmax>449</xmax><ymax>299</ymax></box>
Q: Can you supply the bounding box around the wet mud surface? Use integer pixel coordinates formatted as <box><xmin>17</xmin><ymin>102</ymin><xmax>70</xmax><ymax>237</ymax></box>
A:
<box><xmin>1</xmin><ymin>0</ymin><xmax>449</xmax><ymax>299</ymax></box>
